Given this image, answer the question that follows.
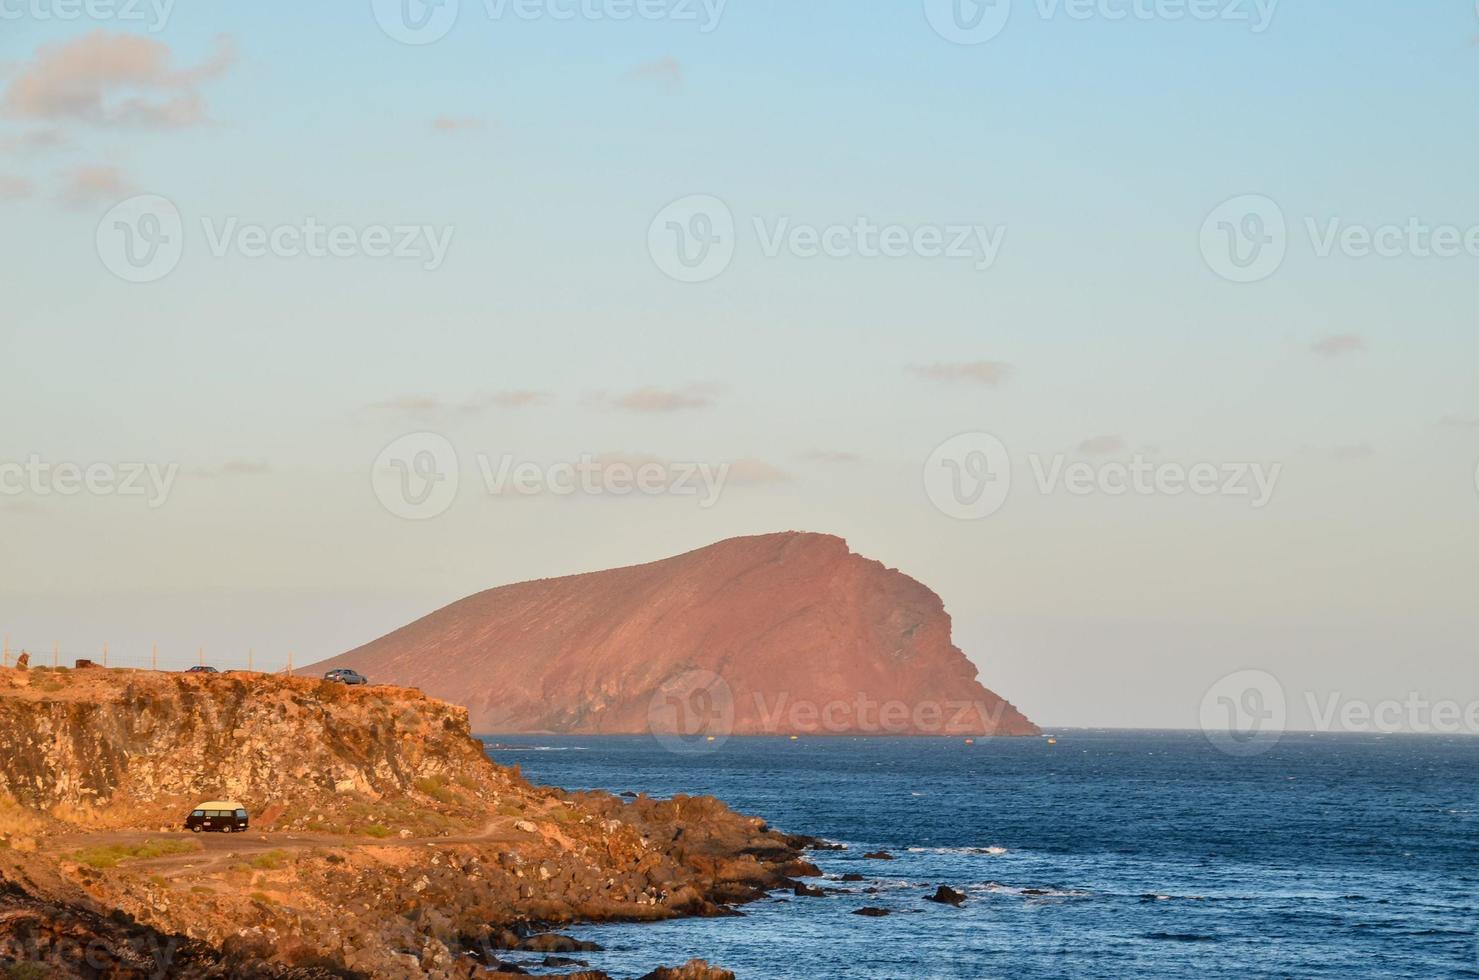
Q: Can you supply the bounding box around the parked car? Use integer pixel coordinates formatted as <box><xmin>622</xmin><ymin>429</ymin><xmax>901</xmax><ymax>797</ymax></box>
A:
<box><xmin>324</xmin><ymin>668</ymin><xmax>368</xmax><ymax>685</ymax></box>
<box><xmin>184</xmin><ymin>665</ymin><xmax>218</xmax><ymax>674</ymax></box>
<box><xmin>185</xmin><ymin>801</ymin><xmax>249</xmax><ymax>833</ymax></box>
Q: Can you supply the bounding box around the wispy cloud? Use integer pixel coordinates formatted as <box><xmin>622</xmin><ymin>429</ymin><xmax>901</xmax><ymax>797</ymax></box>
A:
<box><xmin>367</xmin><ymin>395</ymin><xmax>446</xmax><ymax>420</ymax></box>
<box><xmin>0</xmin><ymin>127</ymin><xmax>69</xmax><ymax>153</ymax></box>
<box><xmin>627</xmin><ymin>56</ymin><xmax>683</xmax><ymax>88</ymax></box>
<box><xmin>1076</xmin><ymin>435</ymin><xmax>1126</xmax><ymax>456</ymax></box>
<box><xmin>907</xmin><ymin>361</ymin><xmax>1014</xmax><ymax>387</ymax></box>
<box><xmin>600</xmin><ymin>384</ymin><xmax>719</xmax><ymax>413</ymax></box>
<box><xmin>58</xmin><ymin>164</ymin><xmax>131</xmax><ymax>208</ymax></box>
<box><xmin>1311</xmin><ymin>334</ymin><xmax>1365</xmax><ymax>358</ymax></box>
<box><xmin>1301</xmin><ymin>443</ymin><xmax>1374</xmax><ymax>460</ymax></box>
<box><xmin>368</xmin><ymin>391</ymin><xmax>555</xmax><ymax>420</ymax></box>
<box><xmin>2</xmin><ymin>30</ymin><xmax>236</xmax><ymax>128</ymax></box>
<box><xmin>189</xmin><ymin>460</ymin><xmax>272</xmax><ymax>478</ymax></box>
<box><xmin>799</xmin><ymin>449</ymin><xmax>861</xmax><ymax>464</ymax></box>
<box><xmin>725</xmin><ymin>458</ymin><xmax>794</xmax><ymax>486</ymax></box>
<box><xmin>431</xmin><ymin>115</ymin><xmax>485</xmax><ymax>134</ymax></box>
<box><xmin>0</xmin><ymin>175</ymin><xmax>34</xmax><ymax>200</ymax></box>
<box><xmin>1438</xmin><ymin>415</ymin><xmax>1479</xmax><ymax>429</ymax></box>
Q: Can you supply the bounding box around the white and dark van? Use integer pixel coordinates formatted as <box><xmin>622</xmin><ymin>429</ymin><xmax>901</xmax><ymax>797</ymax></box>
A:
<box><xmin>185</xmin><ymin>801</ymin><xmax>249</xmax><ymax>833</ymax></box>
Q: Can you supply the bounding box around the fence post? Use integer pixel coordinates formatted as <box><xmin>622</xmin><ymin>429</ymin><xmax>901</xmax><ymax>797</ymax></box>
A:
<box><xmin>248</xmin><ymin>648</ymin><xmax>254</xmax><ymax>672</ymax></box>
<box><xmin>152</xmin><ymin>644</ymin><xmax>158</xmax><ymax>671</ymax></box>
<box><xmin>53</xmin><ymin>642</ymin><xmax>58</xmax><ymax>668</ymax></box>
<box><xmin>286</xmin><ymin>651</ymin><xmax>293</xmax><ymax>677</ymax></box>
<box><xmin>198</xmin><ymin>647</ymin><xmax>204</xmax><ymax>667</ymax></box>
<box><xmin>103</xmin><ymin>643</ymin><xmax>108</xmax><ymax>668</ymax></box>
<box><xmin>3</xmin><ymin>635</ymin><xmax>9</xmax><ymax>669</ymax></box>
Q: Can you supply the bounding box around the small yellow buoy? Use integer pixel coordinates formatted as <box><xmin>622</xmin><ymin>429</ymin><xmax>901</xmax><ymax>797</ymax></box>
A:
<box><xmin>1047</xmin><ymin>737</ymin><xmax>1058</xmax><ymax>745</ymax></box>
<box><xmin>789</xmin><ymin>735</ymin><xmax>799</xmax><ymax>741</ymax></box>
<box><xmin>706</xmin><ymin>735</ymin><xmax>716</xmax><ymax>742</ymax></box>
<box><xmin>963</xmin><ymin>738</ymin><xmax>975</xmax><ymax>745</ymax></box>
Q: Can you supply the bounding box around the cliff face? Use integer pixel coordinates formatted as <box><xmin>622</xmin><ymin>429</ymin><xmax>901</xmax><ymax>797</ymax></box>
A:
<box><xmin>315</xmin><ymin>532</ymin><xmax>1037</xmax><ymax>737</ymax></box>
<box><xmin>0</xmin><ymin>668</ymin><xmax>511</xmax><ymax>830</ymax></box>
<box><xmin>0</xmin><ymin>668</ymin><xmax>821</xmax><ymax>978</ymax></box>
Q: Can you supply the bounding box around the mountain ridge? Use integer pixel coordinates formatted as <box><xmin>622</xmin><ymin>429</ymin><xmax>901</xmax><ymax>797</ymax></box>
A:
<box><xmin>314</xmin><ymin>532</ymin><xmax>1037</xmax><ymax>737</ymax></box>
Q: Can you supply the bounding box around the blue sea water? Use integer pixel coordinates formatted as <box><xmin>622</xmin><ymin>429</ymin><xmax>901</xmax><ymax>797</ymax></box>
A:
<box><xmin>482</xmin><ymin>731</ymin><xmax>1479</xmax><ymax>979</ymax></box>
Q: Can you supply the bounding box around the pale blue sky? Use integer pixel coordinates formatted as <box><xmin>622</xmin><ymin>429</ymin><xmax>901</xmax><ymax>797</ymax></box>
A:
<box><xmin>1</xmin><ymin>1</ymin><xmax>1476</xmax><ymax>727</ymax></box>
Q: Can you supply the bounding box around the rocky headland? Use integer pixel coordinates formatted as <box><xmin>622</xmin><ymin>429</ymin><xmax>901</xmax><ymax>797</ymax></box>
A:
<box><xmin>0</xmin><ymin>667</ymin><xmax>825</xmax><ymax>978</ymax></box>
<box><xmin>315</xmin><ymin>532</ymin><xmax>1037</xmax><ymax>737</ymax></box>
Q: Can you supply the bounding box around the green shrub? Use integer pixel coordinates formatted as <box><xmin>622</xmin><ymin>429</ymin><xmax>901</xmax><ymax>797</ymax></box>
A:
<box><xmin>68</xmin><ymin>839</ymin><xmax>200</xmax><ymax>869</ymax></box>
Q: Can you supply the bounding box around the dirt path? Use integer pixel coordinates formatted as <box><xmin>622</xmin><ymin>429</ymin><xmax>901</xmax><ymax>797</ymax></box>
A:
<box><xmin>43</xmin><ymin>818</ymin><xmax>527</xmax><ymax>879</ymax></box>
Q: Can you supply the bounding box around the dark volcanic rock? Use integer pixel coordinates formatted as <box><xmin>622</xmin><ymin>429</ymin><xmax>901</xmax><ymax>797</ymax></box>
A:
<box><xmin>638</xmin><ymin>960</ymin><xmax>736</xmax><ymax>980</ymax></box>
<box><xmin>926</xmin><ymin>885</ymin><xmax>967</xmax><ymax>906</ymax></box>
<box><xmin>863</xmin><ymin>850</ymin><xmax>895</xmax><ymax>860</ymax></box>
<box><xmin>793</xmin><ymin>883</ymin><xmax>827</xmax><ymax>898</ymax></box>
<box><xmin>853</xmin><ymin>906</ymin><xmax>891</xmax><ymax>917</ymax></box>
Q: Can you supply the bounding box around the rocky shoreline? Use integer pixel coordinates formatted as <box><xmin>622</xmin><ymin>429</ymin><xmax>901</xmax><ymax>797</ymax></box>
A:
<box><xmin>0</xmin><ymin>667</ymin><xmax>831</xmax><ymax>978</ymax></box>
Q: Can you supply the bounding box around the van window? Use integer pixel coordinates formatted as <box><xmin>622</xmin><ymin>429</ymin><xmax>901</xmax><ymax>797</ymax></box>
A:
<box><xmin>208</xmin><ymin>810</ymin><xmax>225</xmax><ymax>817</ymax></box>
<box><xmin>235</xmin><ymin>810</ymin><xmax>248</xmax><ymax>819</ymax></box>
<box><xmin>192</xmin><ymin>810</ymin><xmax>204</xmax><ymax>817</ymax></box>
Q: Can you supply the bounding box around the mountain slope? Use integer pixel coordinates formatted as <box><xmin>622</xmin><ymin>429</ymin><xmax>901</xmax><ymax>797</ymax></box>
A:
<box><xmin>315</xmin><ymin>532</ymin><xmax>1037</xmax><ymax>737</ymax></box>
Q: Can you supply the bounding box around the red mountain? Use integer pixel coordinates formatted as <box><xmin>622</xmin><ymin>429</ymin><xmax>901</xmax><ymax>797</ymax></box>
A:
<box><xmin>314</xmin><ymin>532</ymin><xmax>1037</xmax><ymax>737</ymax></box>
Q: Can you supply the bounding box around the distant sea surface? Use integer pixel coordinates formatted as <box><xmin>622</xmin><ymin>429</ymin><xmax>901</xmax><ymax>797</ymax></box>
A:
<box><xmin>481</xmin><ymin>731</ymin><xmax>1478</xmax><ymax>979</ymax></box>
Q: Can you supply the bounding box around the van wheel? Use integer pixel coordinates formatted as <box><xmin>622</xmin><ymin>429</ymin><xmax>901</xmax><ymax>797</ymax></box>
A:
<box><xmin>191</xmin><ymin>826</ymin><xmax>201</xmax><ymax>833</ymax></box>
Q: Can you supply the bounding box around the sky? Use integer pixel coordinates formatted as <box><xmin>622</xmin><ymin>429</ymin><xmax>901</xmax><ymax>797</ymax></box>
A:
<box><xmin>1</xmin><ymin>0</ymin><xmax>1477</xmax><ymax>730</ymax></box>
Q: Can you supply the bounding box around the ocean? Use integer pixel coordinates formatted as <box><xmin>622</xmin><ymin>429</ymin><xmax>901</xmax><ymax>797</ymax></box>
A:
<box><xmin>481</xmin><ymin>731</ymin><xmax>1479</xmax><ymax>979</ymax></box>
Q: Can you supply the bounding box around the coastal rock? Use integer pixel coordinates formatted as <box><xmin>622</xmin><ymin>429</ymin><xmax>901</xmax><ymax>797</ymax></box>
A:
<box><xmin>863</xmin><ymin>851</ymin><xmax>895</xmax><ymax>860</ymax></box>
<box><xmin>638</xmin><ymin>960</ymin><xmax>737</xmax><ymax>980</ymax></box>
<box><xmin>314</xmin><ymin>532</ymin><xmax>1038</xmax><ymax>737</ymax></box>
<box><xmin>926</xmin><ymin>885</ymin><xmax>967</xmax><ymax>906</ymax></box>
<box><xmin>853</xmin><ymin>907</ymin><xmax>891</xmax><ymax>917</ymax></box>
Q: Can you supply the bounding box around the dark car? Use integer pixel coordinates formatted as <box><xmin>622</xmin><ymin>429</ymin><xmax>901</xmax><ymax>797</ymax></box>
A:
<box><xmin>185</xmin><ymin>801</ymin><xmax>249</xmax><ymax>833</ymax></box>
<box><xmin>324</xmin><ymin>668</ymin><xmax>368</xmax><ymax>685</ymax></box>
<box><xmin>185</xmin><ymin>665</ymin><xmax>218</xmax><ymax>674</ymax></box>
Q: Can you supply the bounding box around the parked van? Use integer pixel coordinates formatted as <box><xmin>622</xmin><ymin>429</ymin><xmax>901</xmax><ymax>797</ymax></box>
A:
<box><xmin>185</xmin><ymin>801</ymin><xmax>249</xmax><ymax>833</ymax></box>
